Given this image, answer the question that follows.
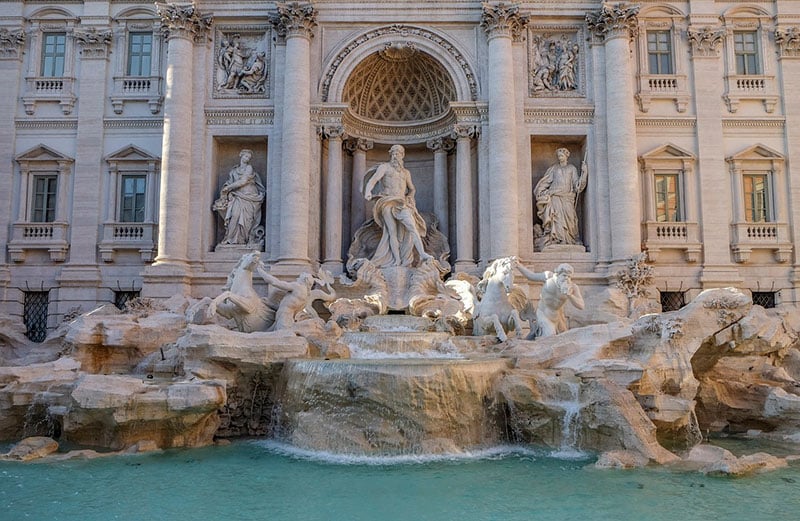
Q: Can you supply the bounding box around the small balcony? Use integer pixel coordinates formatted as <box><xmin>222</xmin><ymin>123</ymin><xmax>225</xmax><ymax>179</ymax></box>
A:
<box><xmin>98</xmin><ymin>222</ymin><xmax>157</xmax><ymax>263</ymax></box>
<box><xmin>22</xmin><ymin>76</ymin><xmax>76</xmax><ymax>115</ymax></box>
<box><xmin>636</xmin><ymin>74</ymin><xmax>689</xmax><ymax>113</ymax></box>
<box><xmin>723</xmin><ymin>75</ymin><xmax>778</xmax><ymax>113</ymax></box>
<box><xmin>8</xmin><ymin>222</ymin><xmax>69</xmax><ymax>262</ymax></box>
<box><xmin>111</xmin><ymin>76</ymin><xmax>163</xmax><ymax>115</ymax></box>
<box><xmin>642</xmin><ymin>221</ymin><xmax>702</xmax><ymax>262</ymax></box>
<box><xmin>730</xmin><ymin>222</ymin><xmax>792</xmax><ymax>263</ymax></box>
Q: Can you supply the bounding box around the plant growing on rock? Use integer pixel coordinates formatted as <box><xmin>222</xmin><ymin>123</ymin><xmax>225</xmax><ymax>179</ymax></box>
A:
<box><xmin>616</xmin><ymin>252</ymin><xmax>654</xmax><ymax>316</ymax></box>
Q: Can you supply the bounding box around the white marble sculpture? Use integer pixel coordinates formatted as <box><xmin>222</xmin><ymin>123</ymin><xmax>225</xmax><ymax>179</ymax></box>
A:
<box><xmin>207</xmin><ymin>251</ymin><xmax>273</xmax><ymax>333</ymax></box>
<box><xmin>257</xmin><ymin>266</ymin><xmax>337</xmax><ymax>331</ymax></box>
<box><xmin>472</xmin><ymin>257</ymin><xmax>530</xmax><ymax>342</ymax></box>
<box><xmin>534</xmin><ymin>148</ymin><xmax>588</xmax><ymax>249</ymax></box>
<box><xmin>213</xmin><ymin>149</ymin><xmax>265</xmax><ymax>247</ymax></box>
<box><xmin>530</xmin><ymin>35</ymin><xmax>579</xmax><ymax>94</ymax></box>
<box><xmin>517</xmin><ymin>262</ymin><xmax>585</xmax><ymax>338</ymax></box>
<box><xmin>362</xmin><ymin>144</ymin><xmax>433</xmax><ymax>268</ymax></box>
<box><xmin>328</xmin><ymin>258</ymin><xmax>389</xmax><ymax>329</ymax></box>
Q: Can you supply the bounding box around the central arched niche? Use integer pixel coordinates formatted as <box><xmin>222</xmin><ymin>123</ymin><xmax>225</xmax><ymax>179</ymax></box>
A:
<box><xmin>343</xmin><ymin>43</ymin><xmax>456</xmax><ymax>122</ymax></box>
<box><xmin>340</xmin><ymin>43</ymin><xmax>458</xmax><ymax>142</ymax></box>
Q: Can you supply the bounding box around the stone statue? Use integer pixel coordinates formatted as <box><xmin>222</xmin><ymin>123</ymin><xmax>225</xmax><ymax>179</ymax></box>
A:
<box><xmin>534</xmin><ymin>148</ymin><xmax>588</xmax><ymax>249</ymax></box>
<box><xmin>557</xmin><ymin>42</ymin><xmax>579</xmax><ymax>91</ymax></box>
<box><xmin>328</xmin><ymin>258</ymin><xmax>389</xmax><ymax>329</ymax></box>
<box><xmin>362</xmin><ymin>144</ymin><xmax>433</xmax><ymax>268</ymax></box>
<box><xmin>530</xmin><ymin>35</ymin><xmax>579</xmax><ymax>94</ymax></box>
<box><xmin>221</xmin><ymin>39</ymin><xmax>247</xmax><ymax>89</ymax></box>
<box><xmin>516</xmin><ymin>262</ymin><xmax>584</xmax><ymax>338</ymax></box>
<box><xmin>207</xmin><ymin>251</ymin><xmax>274</xmax><ymax>333</ymax></box>
<box><xmin>213</xmin><ymin>149</ymin><xmax>265</xmax><ymax>247</ymax></box>
<box><xmin>472</xmin><ymin>257</ymin><xmax>531</xmax><ymax>342</ymax></box>
<box><xmin>257</xmin><ymin>266</ymin><xmax>337</xmax><ymax>331</ymax></box>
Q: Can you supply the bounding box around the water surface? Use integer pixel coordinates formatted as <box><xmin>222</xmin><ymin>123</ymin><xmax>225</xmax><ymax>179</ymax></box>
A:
<box><xmin>2</xmin><ymin>441</ymin><xmax>798</xmax><ymax>521</ymax></box>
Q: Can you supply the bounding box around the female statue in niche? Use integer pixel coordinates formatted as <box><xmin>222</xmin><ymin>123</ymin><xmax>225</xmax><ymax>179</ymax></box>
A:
<box><xmin>534</xmin><ymin>147</ymin><xmax>588</xmax><ymax>249</ymax></box>
<box><xmin>213</xmin><ymin>149</ymin><xmax>265</xmax><ymax>247</ymax></box>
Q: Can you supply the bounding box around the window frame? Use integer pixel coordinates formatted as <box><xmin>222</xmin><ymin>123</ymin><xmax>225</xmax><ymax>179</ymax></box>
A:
<box><xmin>31</xmin><ymin>174</ymin><xmax>59</xmax><ymax>223</ymax></box>
<box><xmin>126</xmin><ymin>31</ymin><xmax>153</xmax><ymax>77</ymax></box>
<box><xmin>635</xmin><ymin>8</ymin><xmax>689</xmax><ymax>113</ymax></box>
<box><xmin>733</xmin><ymin>30</ymin><xmax>761</xmax><ymax>75</ymax></box>
<box><xmin>646</xmin><ymin>29</ymin><xmax>674</xmax><ymax>75</ymax></box>
<box><xmin>119</xmin><ymin>173</ymin><xmax>147</xmax><ymax>223</ymax></box>
<box><xmin>653</xmin><ymin>172</ymin><xmax>682</xmax><ymax>223</ymax></box>
<box><xmin>742</xmin><ymin>172</ymin><xmax>771</xmax><ymax>223</ymax></box>
<box><xmin>40</xmin><ymin>32</ymin><xmax>67</xmax><ymax>77</ymax></box>
<box><xmin>110</xmin><ymin>12</ymin><xmax>164</xmax><ymax>115</ymax></box>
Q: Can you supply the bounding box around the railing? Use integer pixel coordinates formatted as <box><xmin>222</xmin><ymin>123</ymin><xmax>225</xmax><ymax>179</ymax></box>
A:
<box><xmin>733</xmin><ymin>76</ymin><xmax>767</xmax><ymax>93</ymax></box>
<box><xmin>723</xmin><ymin>75</ymin><xmax>777</xmax><ymax>113</ymax></box>
<box><xmin>644</xmin><ymin>221</ymin><xmax>699</xmax><ymax>244</ymax></box>
<box><xmin>25</xmin><ymin>76</ymin><xmax>74</xmax><ymax>96</ymax></box>
<box><xmin>11</xmin><ymin>222</ymin><xmax>69</xmax><ymax>242</ymax></box>
<box><xmin>647</xmin><ymin>76</ymin><xmax>678</xmax><ymax>93</ymax></box>
<box><xmin>636</xmin><ymin>74</ymin><xmax>688</xmax><ymax>112</ymax></box>
<box><xmin>111</xmin><ymin>76</ymin><xmax>162</xmax><ymax>114</ymax></box>
<box><xmin>99</xmin><ymin>222</ymin><xmax>157</xmax><ymax>262</ymax></box>
<box><xmin>731</xmin><ymin>222</ymin><xmax>787</xmax><ymax>243</ymax></box>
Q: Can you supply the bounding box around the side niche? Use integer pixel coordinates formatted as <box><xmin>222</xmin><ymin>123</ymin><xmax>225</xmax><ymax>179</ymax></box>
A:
<box><xmin>527</xmin><ymin>27</ymin><xmax>585</xmax><ymax>98</ymax></box>
<box><xmin>212</xmin><ymin>138</ymin><xmax>268</xmax><ymax>252</ymax></box>
<box><xmin>213</xmin><ymin>25</ymin><xmax>271</xmax><ymax>98</ymax></box>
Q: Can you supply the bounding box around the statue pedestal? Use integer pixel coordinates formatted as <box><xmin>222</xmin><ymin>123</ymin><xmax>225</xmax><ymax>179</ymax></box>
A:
<box><xmin>380</xmin><ymin>266</ymin><xmax>413</xmax><ymax>310</ymax></box>
<box><xmin>539</xmin><ymin>244</ymin><xmax>586</xmax><ymax>254</ymax></box>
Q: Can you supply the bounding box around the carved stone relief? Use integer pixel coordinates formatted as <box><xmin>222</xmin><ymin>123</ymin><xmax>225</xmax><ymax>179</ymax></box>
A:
<box><xmin>776</xmin><ymin>27</ymin><xmax>800</xmax><ymax>59</ymax></box>
<box><xmin>75</xmin><ymin>28</ymin><xmax>113</xmax><ymax>60</ymax></box>
<box><xmin>214</xmin><ymin>27</ymin><xmax>271</xmax><ymax>98</ymax></box>
<box><xmin>687</xmin><ymin>26</ymin><xmax>725</xmax><ymax>58</ymax></box>
<box><xmin>0</xmin><ymin>27</ymin><xmax>25</xmax><ymax>60</ymax></box>
<box><xmin>528</xmin><ymin>30</ymin><xmax>583</xmax><ymax>97</ymax></box>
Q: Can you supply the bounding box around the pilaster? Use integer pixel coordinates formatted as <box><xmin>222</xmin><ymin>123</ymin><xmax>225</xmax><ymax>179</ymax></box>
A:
<box><xmin>321</xmin><ymin>125</ymin><xmax>345</xmax><ymax>273</ymax></box>
<box><xmin>346</xmin><ymin>138</ymin><xmax>373</xmax><ymax>237</ymax></box>
<box><xmin>452</xmin><ymin>124</ymin><xmax>479</xmax><ymax>271</ymax></box>
<box><xmin>427</xmin><ymin>137</ymin><xmax>454</xmax><ymax>235</ymax></box>
<box><xmin>0</xmin><ymin>27</ymin><xmax>24</xmax><ymax>269</ymax></box>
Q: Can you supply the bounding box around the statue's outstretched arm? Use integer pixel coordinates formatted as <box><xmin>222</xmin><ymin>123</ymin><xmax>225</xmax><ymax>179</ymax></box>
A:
<box><xmin>517</xmin><ymin>264</ymin><xmax>547</xmax><ymax>282</ymax></box>
<box><xmin>256</xmin><ymin>265</ymin><xmax>292</xmax><ymax>292</ymax></box>
<box><xmin>568</xmin><ymin>284</ymin><xmax>585</xmax><ymax>310</ymax></box>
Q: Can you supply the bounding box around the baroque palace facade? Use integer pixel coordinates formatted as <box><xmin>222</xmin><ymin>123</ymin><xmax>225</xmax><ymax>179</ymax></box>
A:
<box><xmin>1</xmin><ymin>0</ymin><xmax>800</xmax><ymax>339</ymax></box>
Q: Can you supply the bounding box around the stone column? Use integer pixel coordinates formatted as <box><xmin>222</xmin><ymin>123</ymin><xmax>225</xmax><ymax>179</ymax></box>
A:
<box><xmin>686</xmin><ymin>24</ymin><xmax>740</xmax><ymax>286</ymax></box>
<box><xmin>274</xmin><ymin>2</ymin><xmax>316</xmax><ymax>268</ymax></box>
<box><xmin>480</xmin><ymin>2</ymin><xmax>527</xmax><ymax>259</ymax></box>
<box><xmin>586</xmin><ymin>3</ymin><xmax>641</xmax><ymax>262</ymax></box>
<box><xmin>321</xmin><ymin>125</ymin><xmax>345</xmax><ymax>272</ymax></box>
<box><xmin>152</xmin><ymin>3</ymin><xmax>211</xmax><ymax>268</ymax></box>
<box><xmin>452</xmin><ymin>124</ymin><xmax>479</xmax><ymax>270</ymax></box>
<box><xmin>347</xmin><ymin>138</ymin><xmax>373</xmax><ymax>236</ymax></box>
<box><xmin>427</xmin><ymin>137</ymin><xmax>453</xmax><ymax>234</ymax></box>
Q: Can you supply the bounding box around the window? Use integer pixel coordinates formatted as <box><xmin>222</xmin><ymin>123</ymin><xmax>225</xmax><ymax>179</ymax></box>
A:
<box><xmin>114</xmin><ymin>290</ymin><xmax>140</xmax><ymax>310</ymax></box>
<box><xmin>31</xmin><ymin>175</ymin><xmax>58</xmax><ymax>223</ymax></box>
<box><xmin>120</xmin><ymin>174</ymin><xmax>146</xmax><ymax>222</ymax></box>
<box><xmin>40</xmin><ymin>33</ymin><xmax>66</xmax><ymax>77</ymax></box>
<box><xmin>654</xmin><ymin>173</ymin><xmax>681</xmax><ymax>222</ymax></box>
<box><xmin>127</xmin><ymin>32</ymin><xmax>152</xmax><ymax>76</ymax></box>
<box><xmin>23</xmin><ymin>291</ymin><xmax>50</xmax><ymax>343</ymax></box>
<box><xmin>647</xmin><ymin>30</ymin><xmax>673</xmax><ymax>75</ymax></box>
<box><xmin>734</xmin><ymin>31</ymin><xmax>760</xmax><ymax>75</ymax></box>
<box><xmin>660</xmin><ymin>291</ymin><xmax>685</xmax><ymax>312</ymax></box>
<box><xmin>751</xmin><ymin>292</ymin><xmax>776</xmax><ymax>308</ymax></box>
<box><xmin>743</xmin><ymin>173</ymin><xmax>769</xmax><ymax>223</ymax></box>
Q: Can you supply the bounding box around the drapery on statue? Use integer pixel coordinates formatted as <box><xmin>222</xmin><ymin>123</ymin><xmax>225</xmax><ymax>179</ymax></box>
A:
<box><xmin>516</xmin><ymin>261</ymin><xmax>584</xmax><ymax>338</ymax></box>
<box><xmin>362</xmin><ymin>144</ymin><xmax>433</xmax><ymax>268</ymax></box>
<box><xmin>213</xmin><ymin>149</ymin><xmax>265</xmax><ymax>247</ymax></box>
<box><xmin>534</xmin><ymin>148</ymin><xmax>588</xmax><ymax>248</ymax></box>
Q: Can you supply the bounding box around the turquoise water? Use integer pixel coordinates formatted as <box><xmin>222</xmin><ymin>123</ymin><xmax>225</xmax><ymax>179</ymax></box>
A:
<box><xmin>2</xmin><ymin>441</ymin><xmax>799</xmax><ymax>521</ymax></box>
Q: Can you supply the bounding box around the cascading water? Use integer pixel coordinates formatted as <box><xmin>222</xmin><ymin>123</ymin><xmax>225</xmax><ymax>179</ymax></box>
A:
<box><xmin>551</xmin><ymin>381</ymin><xmax>585</xmax><ymax>459</ymax></box>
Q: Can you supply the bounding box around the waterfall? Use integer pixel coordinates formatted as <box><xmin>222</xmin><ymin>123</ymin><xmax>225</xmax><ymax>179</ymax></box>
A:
<box><xmin>551</xmin><ymin>381</ymin><xmax>585</xmax><ymax>459</ymax></box>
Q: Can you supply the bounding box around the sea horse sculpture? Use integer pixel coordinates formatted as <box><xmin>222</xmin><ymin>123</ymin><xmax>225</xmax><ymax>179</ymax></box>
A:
<box><xmin>472</xmin><ymin>257</ymin><xmax>532</xmax><ymax>342</ymax></box>
<box><xmin>207</xmin><ymin>251</ymin><xmax>274</xmax><ymax>333</ymax></box>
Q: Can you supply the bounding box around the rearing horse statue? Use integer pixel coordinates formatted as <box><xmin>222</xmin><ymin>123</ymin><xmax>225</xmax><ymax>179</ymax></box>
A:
<box><xmin>207</xmin><ymin>251</ymin><xmax>274</xmax><ymax>332</ymax></box>
<box><xmin>472</xmin><ymin>257</ymin><xmax>526</xmax><ymax>342</ymax></box>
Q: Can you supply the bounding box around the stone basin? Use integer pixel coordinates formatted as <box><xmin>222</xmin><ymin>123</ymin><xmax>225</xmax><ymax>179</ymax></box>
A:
<box><xmin>341</xmin><ymin>331</ymin><xmax>453</xmax><ymax>355</ymax></box>
<box><xmin>275</xmin><ymin>358</ymin><xmax>513</xmax><ymax>455</ymax></box>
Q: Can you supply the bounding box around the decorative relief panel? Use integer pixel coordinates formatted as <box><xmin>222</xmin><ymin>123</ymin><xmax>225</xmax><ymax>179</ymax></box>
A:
<box><xmin>213</xmin><ymin>26</ymin><xmax>271</xmax><ymax>98</ymax></box>
<box><xmin>776</xmin><ymin>27</ymin><xmax>800</xmax><ymax>59</ymax></box>
<box><xmin>527</xmin><ymin>27</ymin><xmax>585</xmax><ymax>98</ymax></box>
<box><xmin>0</xmin><ymin>27</ymin><xmax>25</xmax><ymax>60</ymax></box>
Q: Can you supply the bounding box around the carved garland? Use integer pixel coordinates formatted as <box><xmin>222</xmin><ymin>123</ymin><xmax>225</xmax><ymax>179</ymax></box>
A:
<box><xmin>321</xmin><ymin>25</ymin><xmax>479</xmax><ymax>102</ymax></box>
<box><xmin>585</xmin><ymin>2</ymin><xmax>640</xmax><ymax>39</ymax></box>
<box><xmin>155</xmin><ymin>2</ymin><xmax>212</xmax><ymax>42</ymax></box>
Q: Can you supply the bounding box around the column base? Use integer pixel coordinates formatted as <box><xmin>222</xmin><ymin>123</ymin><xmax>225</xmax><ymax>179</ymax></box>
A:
<box><xmin>141</xmin><ymin>263</ymin><xmax>193</xmax><ymax>299</ymax></box>
<box><xmin>453</xmin><ymin>260</ymin><xmax>479</xmax><ymax>276</ymax></box>
<box><xmin>321</xmin><ymin>260</ymin><xmax>344</xmax><ymax>276</ymax></box>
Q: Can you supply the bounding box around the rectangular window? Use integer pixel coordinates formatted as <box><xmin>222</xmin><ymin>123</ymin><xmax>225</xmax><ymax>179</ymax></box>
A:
<box><xmin>40</xmin><ymin>33</ymin><xmax>66</xmax><ymax>77</ymax></box>
<box><xmin>23</xmin><ymin>290</ymin><xmax>50</xmax><ymax>343</ymax></box>
<box><xmin>660</xmin><ymin>291</ymin><xmax>685</xmax><ymax>312</ymax></box>
<box><xmin>114</xmin><ymin>290</ymin><xmax>141</xmax><ymax>310</ymax></box>
<box><xmin>31</xmin><ymin>175</ymin><xmax>58</xmax><ymax>223</ymax></box>
<box><xmin>127</xmin><ymin>32</ymin><xmax>153</xmax><ymax>77</ymax></box>
<box><xmin>751</xmin><ymin>291</ymin><xmax>776</xmax><ymax>309</ymax></box>
<box><xmin>647</xmin><ymin>30</ymin><xmax>673</xmax><ymax>75</ymax></box>
<box><xmin>734</xmin><ymin>31</ymin><xmax>760</xmax><ymax>75</ymax></box>
<box><xmin>120</xmin><ymin>174</ymin><xmax>146</xmax><ymax>223</ymax></box>
<box><xmin>654</xmin><ymin>173</ymin><xmax>681</xmax><ymax>222</ymax></box>
<box><xmin>743</xmin><ymin>174</ymin><xmax>769</xmax><ymax>223</ymax></box>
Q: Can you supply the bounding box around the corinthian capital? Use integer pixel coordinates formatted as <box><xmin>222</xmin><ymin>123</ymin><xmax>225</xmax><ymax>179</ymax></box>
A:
<box><xmin>687</xmin><ymin>26</ymin><xmax>725</xmax><ymax>58</ymax></box>
<box><xmin>273</xmin><ymin>2</ymin><xmax>317</xmax><ymax>40</ymax></box>
<box><xmin>75</xmin><ymin>27</ymin><xmax>113</xmax><ymax>60</ymax></box>
<box><xmin>776</xmin><ymin>27</ymin><xmax>800</xmax><ymax>59</ymax></box>
<box><xmin>480</xmin><ymin>2</ymin><xmax>528</xmax><ymax>42</ymax></box>
<box><xmin>156</xmin><ymin>2</ymin><xmax>212</xmax><ymax>42</ymax></box>
<box><xmin>451</xmin><ymin>124</ymin><xmax>479</xmax><ymax>140</ymax></box>
<box><xmin>0</xmin><ymin>27</ymin><xmax>25</xmax><ymax>61</ymax></box>
<box><xmin>586</xmin><ymin>2</ymin><xmax>640</xmax><ymax>40</ymax></box>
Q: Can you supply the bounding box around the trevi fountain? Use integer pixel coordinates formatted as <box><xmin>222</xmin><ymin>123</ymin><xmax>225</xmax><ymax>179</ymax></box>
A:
<box><xmin>2</xmin><ymin>144</ymin><xmax>800</xmax><ymax>519</ymax></box>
